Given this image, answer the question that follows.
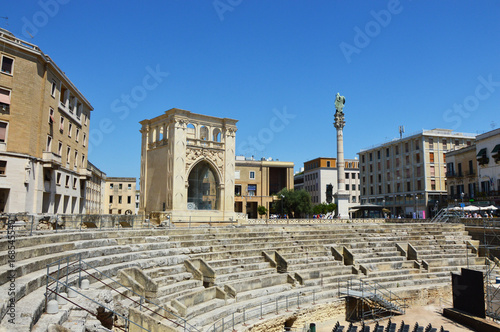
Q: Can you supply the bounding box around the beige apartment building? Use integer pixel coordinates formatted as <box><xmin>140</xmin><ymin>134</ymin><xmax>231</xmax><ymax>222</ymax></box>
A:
<box><xmin>0</xmin><ymin>28</ymin><xmax>93</xmax><ymax>213</ymax></box>
<box><xmin>234</xmin><ymin>156</ymin><xmax>294</xmax><ymax>218</ymax></box>
<box><xmin>302</xmin><ymin>157</ymin><xmax>360</xmax><ymax>208</ymax></box>
<box><xmin>359</xmin><ymin>129</ymin><xmax>475</xmax><ymax>218</ymax></box>
<box><xmin>85</xmin><ymin>161</ymin><xmax>106</xmax><ymax>214</ymax></box>
<box><xmin>445</xmin><ymin>145</ymin><xmax>477</xmax><ymax>201</ymax></box>
<box><xmin>105</xmin><ymin>177</ymin><xmax>137</xmax><ymax>215</ymax></box>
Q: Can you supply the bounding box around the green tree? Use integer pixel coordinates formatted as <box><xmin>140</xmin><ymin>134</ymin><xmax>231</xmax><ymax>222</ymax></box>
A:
<box><xmin>313</xmin><ymin>202</ymin><xmax>337</xmax><ymax>215</ymax></box>
<box><xmin>273</xmin><ymin>188</ymin><xmax>313</xmax><ymax>218</ymax></box>
<box><xmin>257</xmin><ymin>205</ymin><xmax>268</xmax><ymax>218</ymax></box>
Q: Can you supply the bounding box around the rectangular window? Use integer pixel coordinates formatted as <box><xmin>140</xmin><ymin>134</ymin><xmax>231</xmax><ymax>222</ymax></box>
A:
<box><xmin>81</xmin><ymin>154</ymin><xmax>85</xmax><ymax>166</ymax></box>
<box><xmin>430</xmin><ymin>165</ymin><xmax>435</xmax><ymax>177</ymax></box>
<box><xmin>83</xmin><ymin>133</ymin><xmax>86</xmax><ymax>147</ymax></box>
<box><xmin>0</xmin><ymin>122</ymin><xmax>7</xmax><ymax>143</ymax></box>
<box><xmin>415</xmin><ymin>140</ymin><xmax>420</xmax><ymax>150</ymax></box>
<box><xmin>66</xmin><ymin>147</ymin><xmax>71</xmax><ymax>165</ymax></box>
<box><xmin>429</xmin><ymin>138</ymin><xmax>434</xmax><ymax>149</ymax></box>
<box><xmin>416</xmin><ymin>166</ymin><xmax>421</xmax><ymax>177</ymax></box>
<box><xmin>346</xmin><ymin>173</ymin><xmax>349</xmax><ymax>179</ymax></box>
<box><xmin>417</xmin><ymin>180</ymin><xmax>422</xmax><ymax>190</ymax></box>
<box><xmin>119</xmin><ymin>183</ymin><xmax>123</xmax><ymax>190</ymax></box>
<box><xmin>386</xmin><ymin>148</ymin><xmax>390</xmax><ymax>157</ymax></box>
<box><xmin>0</xmin><ymin>160</ymin><xmax>6</xmax><ymax>175</ymax></box>
<box><xmin>377</xmin><ymin>151</ymin><xmax>381</xmax><ymax>159</ymax></box>
<box><xmin>51</xmin><ymin>80</ymin><xmax>57</xmax><ymax>97</ymax></box>
<box><xmin>442</xmin><ymin>139</ymin><xmax>447</xmax><ymax>150</ymax></box>
<box><xmin>395</xmin><ymin>146</ymin><xmax>399</xmax><ymax>155</ymax></box>
<box><xmin>109</xmin><ymin>196</ymin><xmax>113</xmax><ymax>203</ymax></box>
<box><xmin>128</xmin><ymin>184</ymin><xmax>132</xmax><ymax>190</ymax></box>
<box><xmin>0</xmin><ymin>88</ymin><xmax>11</xmax><ymax>113</ymax></box>
<box><xmin>416</xmin><ymin>153</ymin><xmax>420</xmax><ymax>163</ymax></box>
<box><xmin>327</xmin><ymin>161</ymin><xmax>331</xmax><ymax>167</ymax></box>
<box><xmin>1</xmin><ymin>56</ymin><xmax>13</xmax><ymax>74</ymax></box>
<box><xmin>346</xmin><ymin>184</ymin><xmax>349</xmax><ymax>190</ymax></box>
<box><xmin>73</xmin><ymin>178</ymin><xmax>77</xmax><ymax>189</ymax></box>
<box><xmin>405</xmin><ymin>142</ymin><xmax>409</xmax><ymax>153</ymax></box>
<box><xmin>469</xmin><ymin>160</ymin><xmax>474</xmax><ymax>175</ymax></box>
<box><xmin>127</xmin><ymin>196</ymin><xmax>131</xmax><ymax>204</ymax></box>
<box><xmin>431</xmin><ymin>179</ymin><xmax>436</xmax><ymax>190</ymax></box>
<box><xmin>74</xmin><ymin>150</ymin><xmax>78</xmax><ymax>168</ymax></box>
<box><xmin>46</xmin><ymin>135</ymin><xmax>52</xmax><ymax>152</ymax></box>
<box><xmin>76</xmin><ymin>128</ymin><xmax>80</xmax><ymax>142</ymax></box>
<box><xmin>49</xmin><ymin>108</ymin><xmax>55</xmax><ymax>124</ymax></box>
<box><xmin>56</xmin><ymin>172</ymin><xmax>62</xmax><ymax>185</ymax></box>
<box><xmin>68</xmin><ymin>123</ymin><xmax>73</xmax><ymax>137</ymax></box>
<box><xmin>60</xmin><ymin>117</ymin><xmax>64</xmax><ymax>132</ymax></box>
<box><xmin>249</xmin><ymin>171</ymin><xmax>255</xmax><ymax>179</ymax></box>
<box><xmin>406</xmin><ymin>182</ymin><xmax>411</xmax><ymax>191</ymax></box>
<box><xmin>110</xmin><ymin>183</ymin><xmax>114</xmax><ymax>189</ymax></box>
<box><xmin>248</xmin><ymin>184</ymin><xmax>257</xmax><ymax>196</ymax></box>
<box><xmin>118</xmin><ymin>196</ymin><xmax>122</xmax><ymax>204</ymax></box>
<box><xmin>235</xmin><ymin>170</ymin><xmax>240</xmax><ymax>179</ymax></box>
<box><xmin>429</xmin><ymin>152</ymin><xmax>434</xmax><ymax>163</ymax></box>
<box><xmin>65</xmin><ymin>175</ymin><xmax>70</xmax><ymax>187</ymax></box>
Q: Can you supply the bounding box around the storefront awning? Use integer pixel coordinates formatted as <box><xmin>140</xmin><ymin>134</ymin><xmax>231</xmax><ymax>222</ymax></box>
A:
<box><xmin>492</xmin><ymin>144</ymin><xmax>500</xmax><ymax>154</ymax></box>
<box><xmin>477</xmin><ymin>148</ymin><xmax>487</xmax><ymax>157</ymax></box>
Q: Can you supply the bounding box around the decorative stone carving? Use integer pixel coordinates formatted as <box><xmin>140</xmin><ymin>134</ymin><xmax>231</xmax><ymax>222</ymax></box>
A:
<box><xmin>185</xmin><ymin>148</ymin><xmax>224</xmax><ymax>176</ymax></box>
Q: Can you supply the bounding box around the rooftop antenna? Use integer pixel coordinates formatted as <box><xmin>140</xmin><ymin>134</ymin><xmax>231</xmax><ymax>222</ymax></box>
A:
<box><xmin>399</xmin><ymin>125</ymin><xmax>405</xmax><ymax>139</ymax></box>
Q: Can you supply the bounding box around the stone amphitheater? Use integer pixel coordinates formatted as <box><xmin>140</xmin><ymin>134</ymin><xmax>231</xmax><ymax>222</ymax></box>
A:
<box><xmin>0</xmin><ymin>219</ymin><xmax>495</xmax><ymax>332</ymax></box>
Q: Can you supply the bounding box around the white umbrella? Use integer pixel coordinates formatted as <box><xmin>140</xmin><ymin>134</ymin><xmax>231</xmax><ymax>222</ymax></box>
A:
<box><xmin>484</xmin><ymin>205</ymin><xmax>498</xmax><ymax>210</ymax></box>
<box><xmin>463</xmin><ymin>205</ymin><xmax>479</xmax><ymax>211</ymax></box>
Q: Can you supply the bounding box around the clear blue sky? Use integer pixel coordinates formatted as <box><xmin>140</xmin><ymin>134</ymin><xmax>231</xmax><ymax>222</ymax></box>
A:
<box><xmin>2</xmin><ymin>1</ymin><xmax>499</xmax><ymax>181</ymax></box>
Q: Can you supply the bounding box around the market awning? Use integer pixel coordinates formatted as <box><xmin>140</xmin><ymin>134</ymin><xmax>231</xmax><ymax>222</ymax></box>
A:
<box><xmin>477</xmin><ymin>148</ymin><xmax>487</xmax><ymax>157</ymax></box>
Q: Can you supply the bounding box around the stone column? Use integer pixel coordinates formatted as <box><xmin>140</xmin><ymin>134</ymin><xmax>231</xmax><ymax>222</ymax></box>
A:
<box><xmin>334</xmin><ymin>93</ymin><xmax>350</xmax><ymax>219</ymax></box>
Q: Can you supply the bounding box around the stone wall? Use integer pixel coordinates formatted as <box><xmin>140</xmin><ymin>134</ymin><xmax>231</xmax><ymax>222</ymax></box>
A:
<box><xmin>243</xmin><ymin>300</ymin><xmax>345</xmax><ymax>332</ymax></box>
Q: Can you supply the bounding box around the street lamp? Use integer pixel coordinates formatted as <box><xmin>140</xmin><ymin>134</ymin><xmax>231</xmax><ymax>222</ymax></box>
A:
<box><xmin>461</xmin><ymin>192</ymin><xmax>465</xmax><ymax>214</ymax></box>
<box><xmin>414</xmin><ymin>193</ymin><xmax>418</xmax><ymax>219</ymax></box>
<box><xmin>280</xmin><ymin>194</ymin><xmax>284</xmax><ymax>218</ymax></box>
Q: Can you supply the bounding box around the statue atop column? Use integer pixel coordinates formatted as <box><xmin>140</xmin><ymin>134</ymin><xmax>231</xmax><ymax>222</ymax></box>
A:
<box><xmin>334</xmin><ymin>93</ymin><xmax>346</xmax><ymax>130</ymax></box>
<box><xmin>334</xmin><ymin>93</ymin><xmax>345</xmax><ymax>113</ymax></box>
<box><xmin>333</xmin><ymin>92</ymin><xmax>349</xmax><ymax>219</ymax></box>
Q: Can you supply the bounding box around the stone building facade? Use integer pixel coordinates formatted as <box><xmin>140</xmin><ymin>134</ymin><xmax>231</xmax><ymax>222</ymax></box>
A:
<box><xmin>445</xmin><ymin>145</ymin><xmax>477</xmax><ymax>201</ymax></box>
<box><xmin>85</xmin><ymin>161</ymin><xmax>106</xmax><ymax>214</ymax></box>
<box><xmin>104</xmin><ymin>177</ymin><xmax>137</xmax><ymax>215</ymax></box>
<box><xmin>139</xmin><ymin>108</ymin><xmax>238</xmax><ymax>220</ymax></box>
<box><xmin>358</xmin><ymin>128</ymin><xmax>475</xmax><ymax>218</ymax></box>
<box><xmin>0</xmin><ymin>28</ymin><xmax>93</xmax><ymax>213</ymax></box>
<box><xmin>234</xmin><ymin>157</ymin><xmax>294</xmax><ymax>218</ymax></box>
<box><xmin>475</xmin><ymin>128</ymin><xmax>500</xmax><ymax>202</ymax></box>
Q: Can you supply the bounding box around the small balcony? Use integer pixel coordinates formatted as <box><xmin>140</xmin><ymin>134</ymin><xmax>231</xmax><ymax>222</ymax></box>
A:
<box><xmin>42</xmin><ymin>151</ymin><xmax>62</xmax><ymax>168</ymax></box>
<box><xmin>78</xmin><ymin>167</ymin><xmax>91</xmax><ymax>180</ymax></box>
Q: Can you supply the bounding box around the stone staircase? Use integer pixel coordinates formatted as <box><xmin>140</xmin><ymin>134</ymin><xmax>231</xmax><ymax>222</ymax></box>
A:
<box><xmin>0</xmin><ymin>222</ymin><xmax>492</xmax><ymax>331</ymax></box>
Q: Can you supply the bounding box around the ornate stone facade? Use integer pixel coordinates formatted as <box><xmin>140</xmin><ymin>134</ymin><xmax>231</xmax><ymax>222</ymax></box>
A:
<box><xmin>139</xmin><ymin>108</ymin><xmax>237</xmax><ymax>221</ymax></box>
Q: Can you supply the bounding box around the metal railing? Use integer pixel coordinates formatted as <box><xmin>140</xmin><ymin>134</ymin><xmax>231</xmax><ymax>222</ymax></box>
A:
<box><xmin>342</xmin><ymin>278</ymin><xmax>406</xmax><ymax>322</ymax></box>
<box><xmin>45</xmin><ymin>253</ymin><xmax>201</xmax><ymax>332</ymax></box>
<box><xmin>207</xmin><ymin>290</ymin><xmax>321</xmax><ymax>332</ymax></box>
